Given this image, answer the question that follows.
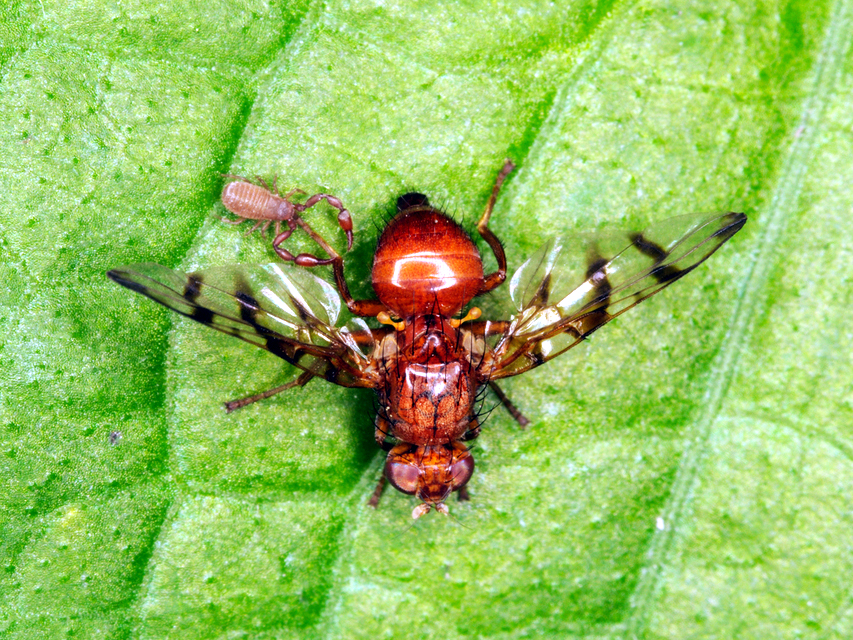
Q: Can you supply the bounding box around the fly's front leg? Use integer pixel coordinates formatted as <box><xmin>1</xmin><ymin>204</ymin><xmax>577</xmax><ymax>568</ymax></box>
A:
<box><xmin>368</xmin><ymin>476</ymin><xmax>387</xmax><ymax>508</ymax></box>
<box><xmin>368</xmin><ymin>418</ymin><xmax>392</xmax><ymax>508</ymax></box>
<box><xmin>478</xmin><ymin>159</ymin><xmax>515</xmax><ymax>295</ymax></box>
<box><xmin>374</xmin><ymin>416</ymin><xmax>395</xmax><ymax>451</ymax></box>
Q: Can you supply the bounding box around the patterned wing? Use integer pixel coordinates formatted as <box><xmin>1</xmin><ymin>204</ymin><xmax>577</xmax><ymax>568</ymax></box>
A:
<box><xmin>107</xmin><ymin>262</ymin><xmax>380</xmax><ymax>388</ymax></box>
<box><xmin>485</xmin><ymin>212</ymin><xmax>747</xmax><ymax>379</ymax></box>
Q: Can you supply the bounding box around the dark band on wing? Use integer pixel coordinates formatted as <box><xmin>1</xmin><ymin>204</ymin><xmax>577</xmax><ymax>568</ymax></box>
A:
<box><xmin>628</xmin><ymin>233</ymin><xmax>683</xmax><ymax>283</ymax></box>
<box><xmin>563</xmin><ymin>324</ymin><xmax>583</xmax><ymax>339</ymax></box>
<box><xmin>585</xmin><ymin>257</ymin><xmax>608</xmax><ymax>280</ymax></box>
<box><xmin>235</xmin><ymin>290</ymin><xmax>260</xmax><ymax>324</ymax></box>
<box><xmin>231</xmin><ymin>284</ymin><xmax>302</xmax><ymax>365</ymax></box>
<box><xmin>107</xmin><ymin>265</ymin><xmax>377</xmax><ymax>390</ymax></box>
<box><xmin>184</xmin><ymin>275</ymin><xmax>202</xmax><ymax>301</ymax></box>
<box><xmin>184</xmin><ymin>275</ymin><xmax>214</xmax><ymax>324</ymax></box>
<box><xmin>586</xmin><ymin>255</ymin><xmax>612</xmax><ymax>302</ymax></box>
<box><xmin>263</xmin><ymin>336</ymin><xmax>300</xmax><ymax>365</ymax></box>
<box><xmin>530</xmin><ymin>273</ymin><xmax>551</xmax><ymax>307</ymax></box>
<box><xmin>289</xmin><ymin>294</ymin><xmax>317</xmax><ymax>327</ymax></box>
<box><xmin>572</xmin><ymin>254</ymin><xmax>613</xmax><ymax>336</ymax></box>
<box><xmin>106</xmin><ymin>270</ymin><xmax>148</xmax><ymax>294</ymax></box>
<box><xmin>714</xmin><ymin>212</ymin><xmax>748</xmax><ymax>238</ymax></box>
<box><xmin>233</xmin><ymin>276</ymin><xmax>271</xmax><ymax>331</ymax></box>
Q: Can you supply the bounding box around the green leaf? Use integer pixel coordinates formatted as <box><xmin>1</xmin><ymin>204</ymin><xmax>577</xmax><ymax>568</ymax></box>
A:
<box><xmin>2</xmin><ymin>0</ymin><xmax>851</xmax><ymax>637</ymax></box>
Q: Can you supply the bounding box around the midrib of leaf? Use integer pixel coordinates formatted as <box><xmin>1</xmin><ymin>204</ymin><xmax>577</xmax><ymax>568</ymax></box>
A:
<box><xmin>624</xmin><ymin>0</ymin><xmax>853</xmax><ymax>633</ymax></box>
<box><xmin>122</xmin><ymin>5</ymin><xmax>324</xmax><ymax>629</ymax></box>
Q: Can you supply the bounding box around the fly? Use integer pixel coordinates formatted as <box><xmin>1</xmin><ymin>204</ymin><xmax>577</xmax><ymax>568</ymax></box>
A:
<box><xmin>108</xmin><ymin>161</ymin><xmax>746</xmax><ymax>518</ymax></box>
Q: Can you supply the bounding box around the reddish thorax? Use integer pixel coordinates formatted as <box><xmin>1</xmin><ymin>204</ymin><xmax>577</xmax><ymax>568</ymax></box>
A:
<box><xmin>378</xmin><ymin>315</ymin><xmax>478</xmax><ymax>447</ymax></box>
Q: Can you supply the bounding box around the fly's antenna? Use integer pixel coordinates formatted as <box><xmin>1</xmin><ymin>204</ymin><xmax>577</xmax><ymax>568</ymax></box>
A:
<box><xmin>386</xmin><ymin>512</ymin><xmax>422</xmax><ymax>543</ymax></box>
<box><xmin>445</xmin><ymin>508</ymin><xmax>472</xmax><ymax>530</ymax></box>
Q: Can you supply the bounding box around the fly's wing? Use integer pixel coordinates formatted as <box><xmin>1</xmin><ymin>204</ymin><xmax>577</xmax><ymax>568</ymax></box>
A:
<box><xmin>485</xmin><ymin>212</ymin><xmax>747</xmax><ymax>379</ymax></box>
<box><xmin>107</xmin><ymin>262</ymin><xmax>379</xmax><ymax>388</ymax></box>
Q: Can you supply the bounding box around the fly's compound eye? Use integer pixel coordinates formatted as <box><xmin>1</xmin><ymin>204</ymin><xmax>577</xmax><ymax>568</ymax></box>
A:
<box><xmin>385</xmin><ymin>458</ymin><xmax>420</xmax><ymax>495</ymax></box>
<box><xmin>449</xmin><ymin>453</ymin><xmax>475</xmax><ymax>491</ymax></box>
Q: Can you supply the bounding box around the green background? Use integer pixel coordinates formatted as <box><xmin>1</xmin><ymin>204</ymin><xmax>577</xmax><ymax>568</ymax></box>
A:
<box><xmin>2</xmin><ymin>0</ymin><xmax>852</xmax><ymax>637</ymax></box>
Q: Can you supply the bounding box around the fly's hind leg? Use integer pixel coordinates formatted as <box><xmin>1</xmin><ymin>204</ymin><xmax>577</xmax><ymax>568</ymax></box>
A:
<box><xmin>368</xmin><ymin>417</ymin><xmax>396</xmax><ymax>508</ymax></box>
<box><xmin>224</xmin><ymin>370</ymin><xmax>314</xmax><ymax>413</ymax></box>
<box><xmin>477</xmin><ymin>159</ymin><xmax>515</xmax><ymax>295</ymax></box>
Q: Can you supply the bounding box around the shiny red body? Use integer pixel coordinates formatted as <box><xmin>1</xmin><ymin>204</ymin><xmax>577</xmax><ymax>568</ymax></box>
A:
<box><xmin>372</xmin><ymin>206</ymin><xmax>485</xmax><ymax>318</ymax></box>
<box><xmin>370</xmin><ymin>211</ymin><xmax>486</xmax><ymax>513</ymax></box>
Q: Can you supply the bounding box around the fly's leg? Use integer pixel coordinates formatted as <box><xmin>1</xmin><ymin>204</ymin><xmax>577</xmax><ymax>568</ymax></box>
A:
<box><xmin>489</xmin><ymin>381</ymin><xmax>530</xmax><ymax>427</ymax></box>
<box><xmin>477</xmin><ymin>159</ymin><xmax>515</xmax><ymax>294</ymax></box>
<box><xmin>368</xmin><ymin>475</ymin><xmax>387</xmax><ymax>508</ymax></box>
<box><xmin>368</xmin><ymin>419</ymin><xmax>395</xmax><ymax>508</ymax></box>
<box><xmin>374</xmin><ymin>416</ymin><xmax>396</xmax><ymax>451</ymax></box>
<box><xmin>224</xmin><ymin>370</ymin><xmax>314</xmax><ymax>413</ymax></box>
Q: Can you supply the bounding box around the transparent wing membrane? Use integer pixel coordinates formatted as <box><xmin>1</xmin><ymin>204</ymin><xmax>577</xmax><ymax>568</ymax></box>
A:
<box><xmin>490</xmin><ymin>212</ymin><xmax>747</xmax><ymax>378</ymax></box>
<box><xmin>107</xmin><ymin>262</ymin><xmax>379</xmax><ymax>388</ymax></box>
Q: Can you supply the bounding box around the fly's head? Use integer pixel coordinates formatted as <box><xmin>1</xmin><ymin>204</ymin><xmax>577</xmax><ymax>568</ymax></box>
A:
<box><xmin>384</xmin><ymin>442</ymin><xmax>474</xmax><ymax>519</ymax></box>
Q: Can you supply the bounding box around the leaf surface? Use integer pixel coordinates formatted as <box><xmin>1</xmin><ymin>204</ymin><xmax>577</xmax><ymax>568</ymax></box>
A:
<box><xmin>2</xmin><ymin>0</ymin><xmax>851</xmax><ymax>638</ymax></box>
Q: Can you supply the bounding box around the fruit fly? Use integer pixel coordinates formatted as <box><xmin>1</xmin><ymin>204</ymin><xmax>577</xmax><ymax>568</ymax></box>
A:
<box><xmin>108</xmin><ymin>161</ymin><xmax>746</xmax><ymax>519</ymax></box>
